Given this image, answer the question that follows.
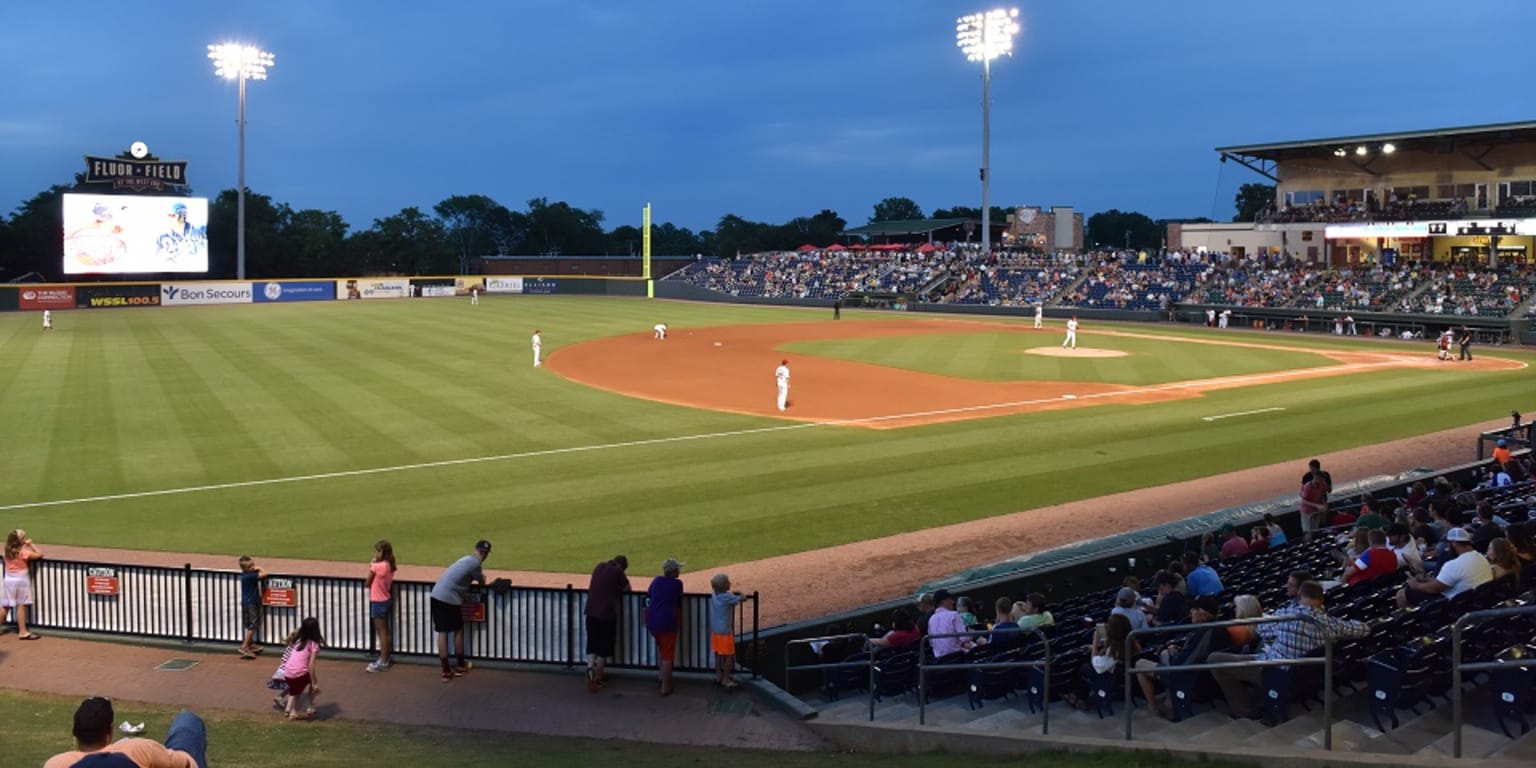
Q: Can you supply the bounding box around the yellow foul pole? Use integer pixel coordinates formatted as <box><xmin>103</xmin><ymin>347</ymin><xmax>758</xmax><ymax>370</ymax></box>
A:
<box><xmin>643</xmin><ymin>202</ymin><xmax>653</xmax><ymax>297</ymax></box>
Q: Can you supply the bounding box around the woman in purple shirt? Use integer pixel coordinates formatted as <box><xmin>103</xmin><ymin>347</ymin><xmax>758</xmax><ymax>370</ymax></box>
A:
<box><xmin>645</xmin><ymin>558</ymin><xmax>686</xmax><ymax>696</ymax></box>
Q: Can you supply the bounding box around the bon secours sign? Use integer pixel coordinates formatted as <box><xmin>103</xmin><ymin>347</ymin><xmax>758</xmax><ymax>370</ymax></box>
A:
<box><xmin>161</xmin><ymin>282</ymin><xmax>252</xmax><ymax>306</ymax></box>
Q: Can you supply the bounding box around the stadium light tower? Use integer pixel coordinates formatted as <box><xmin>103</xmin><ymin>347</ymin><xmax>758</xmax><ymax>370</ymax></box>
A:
<box><xmin>208</xmin><ymin>43</ymin><xmax>275</xmax><ymax>280</ymax></box>
<box><xmin>956</xmin><ymin>8</ymin><xmax>1021</xmax><ymax>255</ymax></box>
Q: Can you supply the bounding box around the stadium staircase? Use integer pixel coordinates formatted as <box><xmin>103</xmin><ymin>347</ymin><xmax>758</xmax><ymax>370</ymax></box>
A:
<box><xmin>1050</xmin><ymin>270</ymin><xmax>1092</xmax><ymax>307</ymax></box>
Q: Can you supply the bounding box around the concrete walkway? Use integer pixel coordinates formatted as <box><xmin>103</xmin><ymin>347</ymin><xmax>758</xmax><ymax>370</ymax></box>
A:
<box><xmin>2</xmin><ymin>631</ymin><xmax>827</xmax><ymax>751</ymax></box>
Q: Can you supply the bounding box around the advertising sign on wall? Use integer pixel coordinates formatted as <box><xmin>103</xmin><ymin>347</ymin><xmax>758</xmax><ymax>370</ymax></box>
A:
<box><xmin>336</xmin><ymin>279</ymin><xmax>410</xmax><ymax>300</ymax></box>
<box><xmin>455</xmin><ymin>277</ymin><xmax>486</xmax><ymax>296</ymax></box>
<box><xmin>19</xmin><ymin>287</ymin><xmax>77</xmax><ymax>310</ymax></box>
<box><xmin>485</xmin><ymin>277</ymin><xmax>523</xmax><ymax>294</ymax></box>
<box><xmin>412</xmin><ymin>278</ymin><xmax>455</xmax><ymax>297</ymax></box>
<box><xmin>522</xmin><ymin>278</ymin><xmax>558</xmax><ymax>295</ymax></box>
<box><xmin>253</xmin><ymin>281</ymin><xmax>335</xmax><ymax>303</ymax></box>
<box><xmin>76</xmin><ymin>284</ymin><xmax>161</xmax><ymax>309</ymax></box>
<box><xmin>161</xmin><ymin>282</ymin><xmax>252</xmax><ymax>306</ymax></box>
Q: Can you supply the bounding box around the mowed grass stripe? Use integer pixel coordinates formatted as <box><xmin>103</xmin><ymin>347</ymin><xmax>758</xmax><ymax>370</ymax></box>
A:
<box><xmin>1</xmin><ymin>326</ymin><xmax>64</xmax><ymax>500</ymax></box>
<box><xmin>110</xmin><ymin>320</ymin><xmax>206</xmax><ymax>485</ymax></box>
<box><xmin>41</xmin><ymin>324</ymin><xmax>128</xmax><ymax>494</ymax></box>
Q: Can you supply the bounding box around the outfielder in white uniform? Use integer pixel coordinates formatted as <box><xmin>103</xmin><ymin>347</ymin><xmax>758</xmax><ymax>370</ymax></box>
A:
<box><xmin>1062</xmin><ymin>317</ymin><xmax>1078</xmax><ymax>349</ymax></box>
<box><xmin>532</xmin><ymin>330</ymin><xmax>543</xmax><ymax>367</ymax></box>
<box><xmin>42</xmin><ymin>310</ymin><xmax>52</xmax><ymax>331</ymax></box>
<box><xmin>653</xmin><ymin>323</ymin><xmax>668</xmax><ymax>340</ymax></box>
<box><xmin>1033</xmin><ymin>304</ymin><xmax>1043</xmax><ymax>329</ymax></box>
<box><xmin>470</xmin><ymin>287</ymin><xmax>479</xmax><ymax>305</ymax></box>
<box><xmin>774</xmin><ymin>359</ymin><xmax>791</xmax><ymax>411</ymax></box>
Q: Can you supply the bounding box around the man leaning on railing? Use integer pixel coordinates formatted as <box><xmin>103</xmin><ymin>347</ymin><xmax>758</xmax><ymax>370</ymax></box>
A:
<box><xmin>1206</xmin><ymin>580</ymin><xmax>1369</xmax><ymax>720</ymax></box>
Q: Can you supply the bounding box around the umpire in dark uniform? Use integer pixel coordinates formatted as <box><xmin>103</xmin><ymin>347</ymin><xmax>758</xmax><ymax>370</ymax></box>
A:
<box><xmin>1458</xmin><ymin>325</ymin><xmax>1473</xmax><ymax>361</ymax></box>
<box><xmin>833</xmin><ymin>298</ymin><xmax>842</xmax><ymax>320</ymax></box>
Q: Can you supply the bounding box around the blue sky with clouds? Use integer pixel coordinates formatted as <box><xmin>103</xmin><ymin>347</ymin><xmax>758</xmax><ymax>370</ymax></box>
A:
<box><xmin>3</xmin><ymin>1</ymin><xmax>1533</xmax><ymax>233</ymax></box>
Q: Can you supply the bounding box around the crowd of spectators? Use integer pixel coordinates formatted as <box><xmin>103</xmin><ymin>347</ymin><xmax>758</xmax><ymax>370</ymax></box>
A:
<box><xmin>668</xmin><ymin>247</ymin><xmax>1536</xmax><ymax>318</ymax></box>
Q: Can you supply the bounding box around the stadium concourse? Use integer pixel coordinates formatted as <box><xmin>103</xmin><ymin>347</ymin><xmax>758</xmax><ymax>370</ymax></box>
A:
<box><xmin>667</xmin><ymin>247</ymin><xmax>1534</xmax><ymax>317</ymax></box>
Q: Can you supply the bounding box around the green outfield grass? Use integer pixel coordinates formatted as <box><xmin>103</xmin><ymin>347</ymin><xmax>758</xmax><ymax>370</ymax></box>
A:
<box><xmin>782</xmin><ymin>329</ymin><xmax>1336</xmax><ymax>384</ymax></box>
<box><xmin>0</xmin><ymin>297</ymin><xmax>1529</xmax><ymax>574</ymax></box>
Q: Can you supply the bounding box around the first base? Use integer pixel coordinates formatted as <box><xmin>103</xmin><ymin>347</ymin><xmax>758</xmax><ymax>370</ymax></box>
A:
<box><xmin>713</xmin><ymin>341</ymin><xmax>723</xmax><ymax>347</ymax></box>
<box><xmin>1062</xmin><ymin>394</ymin><xmax>1078</xmax><ymax>400</ymax></box>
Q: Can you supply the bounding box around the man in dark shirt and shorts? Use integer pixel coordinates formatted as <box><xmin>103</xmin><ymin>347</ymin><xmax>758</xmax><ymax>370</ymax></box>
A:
<box><xmin>584</xmin><ymin>555</ymin><xmax>631</xmax><ymax>692</ymax></box>
<box><xmin>430</xmin><ymin>540</ymin><xmax>491</xmax><ymax>684</ymax></box>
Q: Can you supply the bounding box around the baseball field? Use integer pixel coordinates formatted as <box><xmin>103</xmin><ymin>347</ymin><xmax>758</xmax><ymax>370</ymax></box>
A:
<box><xmin>0</xmin><ymin>296</ymin><xmax>1529</xmax><ymax>610</ymax></box>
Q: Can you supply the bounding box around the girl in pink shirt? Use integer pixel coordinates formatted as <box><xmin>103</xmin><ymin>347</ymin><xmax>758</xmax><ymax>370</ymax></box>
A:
<box><xmin>365</xmin><ymin>539</ymin><xmax>397</xmax><ymax>672</ymax></box>
<box><xmin>281</xmin><ymin>617</ymin><xmax>324</xmax><ymax>721</ymax></box>
<box><xmin>2</xmin><ymin>529</ymin><xmax>44</xmax><ymax>640</ymax></box>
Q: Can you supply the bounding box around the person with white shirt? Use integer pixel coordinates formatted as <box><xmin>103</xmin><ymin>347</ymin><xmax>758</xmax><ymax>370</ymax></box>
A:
<box><xmin>1033</xmin><ymin>304</ymin><xmax>1043</xmax><ymax>329</ymax></box>
<box><xmin>774</xmin><ymin>359</ymin><xmax>791</xmax><ymax>411</ymax></box>
<box><xmin>531</xmin><ymin>329</ymin><xmax>542</xmax><ymax>367</ymax></box>
<box><xmin>1396</xmin><ymin>527</ymin><xmax>1492</xmax><ymax>607</ymax></box>
<box><xmin>653</xmin><ymin>323</ymin><xmax>668</xmax><ymax>340</ymax></box>
<box><xmin>42</xmin><ymin>310</ymin><xmax>52</xmax><ymax>331</ymax></box>
<box><xmin>470</xmin><ymin>286</ymin><xmax>479</xmax><ymax>305</ymax></box>
<box><xmin>1062</xmin><ymin>316</ymin><xmax>1078</xmax><ymax>349</ymax></box>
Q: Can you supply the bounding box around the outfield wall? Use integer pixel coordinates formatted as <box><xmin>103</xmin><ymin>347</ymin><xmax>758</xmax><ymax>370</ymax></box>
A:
<box><xmin>0</xmin><ymin>275</ymin><xmax>648</xmax><ymax>312</ymax></box>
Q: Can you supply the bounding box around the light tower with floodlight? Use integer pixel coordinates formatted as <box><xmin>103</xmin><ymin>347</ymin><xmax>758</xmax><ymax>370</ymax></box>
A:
<box><xmin>956</xmin><ymin>8</ymin><xmax>1020</xmax><ymax>255</ymax></box>
<box><xmin>208</xmin><ymin>43</ymin><xmax>275</xmax><ymax>280</ymax></box>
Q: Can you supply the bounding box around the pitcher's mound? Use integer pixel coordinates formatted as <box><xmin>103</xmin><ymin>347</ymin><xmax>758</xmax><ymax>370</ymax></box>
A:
<box><xmin>1025</xmin><ymin>347</ymin><xmax>1128</xmax><ymax>358</ymax></box>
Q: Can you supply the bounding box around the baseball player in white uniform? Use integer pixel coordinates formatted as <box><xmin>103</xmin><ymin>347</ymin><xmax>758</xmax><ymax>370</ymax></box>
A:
<box><xmin>774</xmin><ymin>359</ymin><xmax>791</xmax><ymax>411</ymax></box>
<box><xmin>1033</xmin><ymin>304</ymin><xmax>1043</xmax><ymax>329</ymax></box>
<box><xmin>532</xmin><ymin>329</ymin><xmax>543</xmax><ymax>367</ymax></box>
<box><xmin>653</xmin><ymin>323</ymin><xmax>668</xmax><ymax>340</ymax></box>
<box><xmin>470</xmin><ymin>286</ymin><xmax>479</xmax><ymax>305</ymax></box>
<box><xmin>1062</xmin><ymin>316</ymin><xmax>1078</xmax><ymax>349</ymax></box>
<box><xmin>42</xmin><ymin>310</ymin><xmax>52</xmax><ymax>331</ymax></box>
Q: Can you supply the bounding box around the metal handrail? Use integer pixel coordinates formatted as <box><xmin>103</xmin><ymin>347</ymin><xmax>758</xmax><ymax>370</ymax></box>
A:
<box><xmin>1123</xmin><ymin>613</ymin><xmax>1338</xmax><ymax>750</ymax></box>
<box><xmin>918</xmin><ymin>627</ymin><xmax>1052</xmax><ymax>732</ymax></box>
<box><xmin>783</xmin><ymin>632</ymin><xmax>878</xmax><ymax>721</ymax></box>
<box><xmin>1450</xmin><ymin>602</ymin><xmax>1536</xmax><ymax>758</ymax></box>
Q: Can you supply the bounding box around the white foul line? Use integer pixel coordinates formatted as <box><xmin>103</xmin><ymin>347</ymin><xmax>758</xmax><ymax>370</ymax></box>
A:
<box><xmin>1201</xmin><ymin>407</ymin><xmax>1286</xmax><ymax>422</ymax></box>
<box><xmin>0</xmin><ymin>357</ymin><xmax>1447</xmax><ymax>512</ymax></box>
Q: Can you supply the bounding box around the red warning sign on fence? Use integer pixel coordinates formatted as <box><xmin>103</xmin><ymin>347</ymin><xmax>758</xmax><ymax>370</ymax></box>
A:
<box><xmin>86</xmin><ymin>567</ymin><xmax>120</xmax><ymax>596</ymax></box>
<box><xmin>461</xmin><ymin>593</ymin><xmax>486</xmax><ymax>623</ymax></box>
<box><xmin>261</xmin><ymin>578</ymin><xmax>297</xmax><ymax>608</ymax></box>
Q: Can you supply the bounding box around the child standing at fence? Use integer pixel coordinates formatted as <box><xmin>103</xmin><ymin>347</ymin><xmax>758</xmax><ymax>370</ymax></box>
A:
<box><xmin>709</xmin><ymin>573</ymin><xmax>746</xmax><ymax>689</ymax></box>
<box><xmin>236</xmin><ymin>556</ymin><xmax>266</xmax><ymax>658</ymax></box>
<box><xmin>281</xmin><ymin>617</ymin><xmax>324</xmax><ymax>721</ymax></box>
<box><xmin>2</xmin><ymin>530</ymin><xmax>44</xmax><ymax>640</ymax></box>
<box><xmin>365</xmin><ymin>540</ymin><xmax>396</xmax><ymax>672</ymax></box>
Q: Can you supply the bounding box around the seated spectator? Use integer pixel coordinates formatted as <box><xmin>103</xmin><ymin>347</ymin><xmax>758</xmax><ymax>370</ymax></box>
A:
<box><xmin>987</xmin><ymin>597</ymin><xmax>1021</xmax><ymax>651</ymax></box>
<box><xmin>1387</xmin><ymin>523</ymin><xmax>1425</xmax><ymax>576</ymax></box>
<box><xmin>1227</xmin><ymin>594</ymin><xmax>1262</xmax><ymax>650</ymax></box>
<box><xmin>1184</xmin><ymin>551</ymin><xmax>1224</xmax><ymax>597</ymax></box>
<box><xmin>1164</xmin><ymin>560</ymin><xmax>1188</xmax><ymax>595</ymax></box>
<box><xmin>1396</xmin><ymin>528</ymin><xmax>1493</xmax><ymax>607</ymax></box>
<box><xmin>45</xmin><ymin>697</ymin><xmax>207</xmax><ymax>768</ymax></box>
<box><xmin>1354</xmin><ymin>497</ymin><xmax>1388</xmax><ymax>530</ymax></box>
<box><xmin>1062</xmin><ymin>613</ymin><xmax>1139</xmax><ymax>710</ymax></box>
<box><xmin>1329</xmin><ymin>506</ymin><xmax>1358</xmax><ymax>529</ymax></box>
<box><xmin>1012</xmin><ymin>592</ymin><xmax>1055</xmax><ymax>631</ymax></box>
<box><xmin>1487</xmin><ymin>538</ymin><xmax>1522</xmax><ymax>582</ymax></box>
<box><xmin>1218</xmin><ymin>525</ymin><xmax>1250</xmax><ymax>560</ymax></box>
<box><xmin>1199</xmin><ymin>532</ymin><xmax>1221</xmax><ymax>563</ymax></box>
<box><xmin>1110</xmin><ymin>587</ymin><xmax>1149</xmax><ymax>631</ymax></box>
<box><xmin>1507</xmin><ymin>522</ymin><xmax>1536</xmax><ymax>586</ymax></box>
<box><xmin>1470</xmin><ymin>503</ymin><xmax>1506</xmax><ymax>553</ymax></box>
<box><xmin>1150</xmin><ymin>571</ymin><xmax>1188</xmax><ymax>626</ymax></box>
<box><xmin>1282</xmin><ymin>569</ymin><xmax>1313</xmax><ymax>606</ymax></box>
<box><xmin>1404</xmin><ymin>480</ymin><xmax>1428</xmax><ymax>510</ymax></box>
<box><xmin>1133</xmin><ymin>595</ymin><xmax>1229</xmax><ymax>718</ymax></box>
<box><xmin>1341</xmin><ymin>528</ymin><xmax>1398</xmax><ymax>585</ymax></box>
<box><xmin>1263</xmin><ymin>513</ymin><xmax>1289</xmax><ymax>547</ymax></box>
<box><xmin>914</xmin><ymin>592</ymin><xmax>935</xmax><ymax>637</ymax></box>
<box><xmin>1481</xmin><ymin>462</ymin><xmax>1513</xmax><ymax>489</ymax></box>
<box><xmin>1248</xmin><ymin>526</ymin><xmax>1272</xmax><ymax>554</ymax></box>
<box><xmin>955</xmin><ymin>596</ymin><xmax>980</xmax><ymax>628</ymax></box>
<box><xmin>1208</xmin><ymin>581</ymin><xmax>1369</xmax><ymax>720</ymax></box>
<box><xmin>866</xmin><ymin>609</ymin><xmax>922</xmax><ymax>650</ymax></box>
<box><xmin>926</xmin><ymin>590</ymin><xmax>973</xmax><ymax>660</ymax></box>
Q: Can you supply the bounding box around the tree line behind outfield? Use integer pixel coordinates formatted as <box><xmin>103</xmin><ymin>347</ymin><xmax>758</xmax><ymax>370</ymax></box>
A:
<box><xmin>0</xmin><ymin>175</ymin><xmax>1271</xmax><ymax>282</ymax></box>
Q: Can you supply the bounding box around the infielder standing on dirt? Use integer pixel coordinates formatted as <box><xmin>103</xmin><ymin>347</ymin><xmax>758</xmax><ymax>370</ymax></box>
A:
<box><xmin>1033</xmin><ymin>304</ymin><xmax>1043</xmax><ymax>329</ymax></box>
<box><xmin>653</xmin><ymin>323</ymin><xmax>668</xmax><ymax>340</ymax></box>
<box><xmin>532</xmin><ymin>329</ymin><xmax>543</xmax><ymax>367</ymax></box>
<box><xmin>1062</xmin><ymin>316</ymin><xmax>1078</xmax><ymax>349</ymax></box>
<box><xmin>775</xmin><ymin>358</ymin><xmax>791</xmax><ymax>411</ymax></box>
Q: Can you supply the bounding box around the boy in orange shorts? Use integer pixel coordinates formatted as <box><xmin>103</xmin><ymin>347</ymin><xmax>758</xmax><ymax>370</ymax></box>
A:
<box><xmin>710</xmin><ymin>573</ymin><xmax>746</xmax><ymax>688</ymax></box>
